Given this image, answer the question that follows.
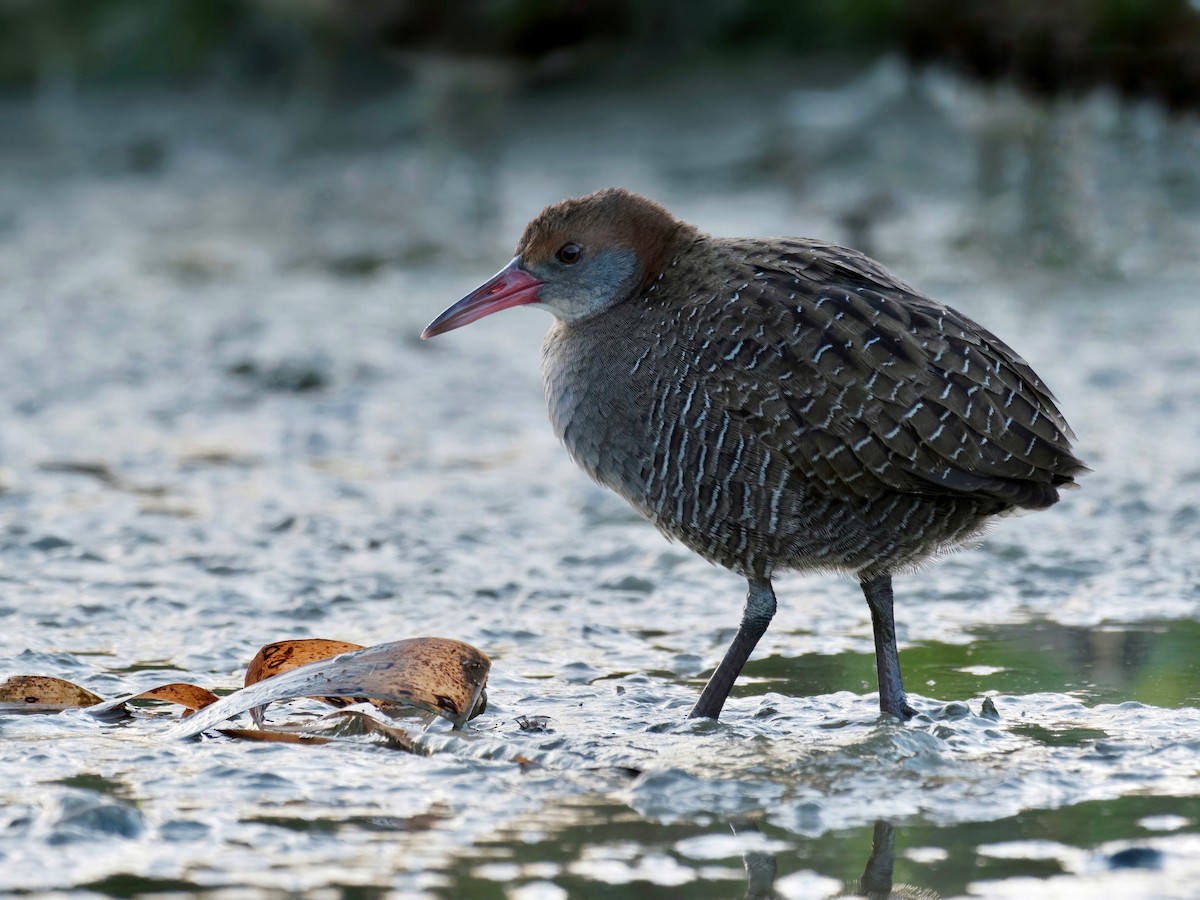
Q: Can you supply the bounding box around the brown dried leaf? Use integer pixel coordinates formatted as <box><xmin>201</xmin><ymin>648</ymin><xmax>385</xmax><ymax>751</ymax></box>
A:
<box><xmin>244</xmin><ymin>639</ymin><xmax>366</xmax><ymax>687</ymax></box>
<box><xmin>346</xmin><ymin>637</ymin><xmax>491</xmax><ymax>726</ymax></box>
<box><xmin>244</xmin><ymin>638</ymin><xmax>367</xmax><ymax>723</ymax></box>
<box><xmin>218</xmin><ymin>710</ymin><xmax>421</xmax><ymax>752</ymax></box>
<box><xmin>131</xmin><ymin>682</ymin><xmax>220</xmax><ymax>713</ymax></box>
<box><xmin>0</xmin><ymin>675</ymin><xmax>103</xmax><ymax>711</ymax></box>
<box><xmin>84</xmin><ymin>681</ymin><xmax>222</xmax><ymax>720</ymax></box>
<box><xmin>171</xmin><ymin>637</ymin><xmax>491</xmax><ymax>740</ymax></box>
<box><xmin>218</xmin><ymin>728</ymin><xmax>332</xmax><ymax>745</ymax></box>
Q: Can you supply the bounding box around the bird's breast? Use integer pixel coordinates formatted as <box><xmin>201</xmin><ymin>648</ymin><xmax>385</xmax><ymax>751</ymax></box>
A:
<box><xmin>541</xmin><ymin>317</ymin><xmax>657</xmax><ymax>501</ymax></box>
<box><xmin>538</xmin><ymin>308</ymin><xmax>797</xmax><ymax>576</ymax></box>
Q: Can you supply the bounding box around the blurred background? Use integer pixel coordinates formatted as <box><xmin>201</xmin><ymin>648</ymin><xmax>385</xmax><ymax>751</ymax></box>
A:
<box><xmin>2</xmin><ymin>0</ymin><xmax>1200</xmax><ymax>764</ymax></box>
<box><xmin>2</xmin><ymin>0</ymin><xmax>1199</xmax><ymax>271</ymax></box>
<box><xmin>2</xmin><ymin>0</ymin><xmax>1199</xmax><ymax>744</ymax></box>
<box><xmin>4</xmin><ymin>5</ymin><xmax>1200</xmax><ymax>896</ymax></box>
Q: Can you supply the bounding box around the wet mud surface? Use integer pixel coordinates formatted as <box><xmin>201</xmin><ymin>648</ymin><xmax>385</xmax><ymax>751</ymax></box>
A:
<box><xmin>2</xmin><ymin>64</ymin><xmax>1200</xmax><ymax>897</ymax></box>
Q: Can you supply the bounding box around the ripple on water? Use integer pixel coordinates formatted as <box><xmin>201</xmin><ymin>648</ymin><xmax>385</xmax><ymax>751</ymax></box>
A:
<box><xmin>3</xmin><ymin>70</ymin><xmax>1200</xmax><ymax>898</ymax></box>
<box><xmin>44</xmin><ymin>791</ymin><xmax>145</xmax><ymax>844</ymax></box>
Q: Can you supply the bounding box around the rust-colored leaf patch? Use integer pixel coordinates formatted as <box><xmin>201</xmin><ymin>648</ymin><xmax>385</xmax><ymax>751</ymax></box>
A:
<box><xmin>0</xmin><ymin>675</ymin><xmax>103</xmax><ymax>711</ymax></box>
<box><xmin>85</xmin><ymin>681</ymin><xmax>222</xmax><ymax>721</ymax></box>
<box><xmin>171</xmin><ymin>638</ymin><xmax>491</xmax><ymax>740</ymax></box>
<box><xmin>132</xmin><ymin>682</ymin><xmax>221</xmax><ymax>713</ymax></box>
<box><xmin>244</xmin><ymin>638</ymin><xmax>367</xmax><ymax>723</ymax></box>
<box><xmin>245</xmin><ymin>639</ymin><xmax>366</xmax><ymax>686</ymax></box>
<box><xmin>217</xmin><ymin>729</ymin><xmax>333</xmax><ymax>745</ymax></box>
<box><xmin>0</xmin><ymin>636</ymin><xmax>492</xmax><ymax>756</ymax></box>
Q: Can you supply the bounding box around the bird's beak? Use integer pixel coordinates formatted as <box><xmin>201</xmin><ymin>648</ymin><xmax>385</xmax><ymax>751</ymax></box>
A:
<box><xmin>421</xmin><ymin>258</ymin><xmax>544</xmax><ymax>339</ymax></box>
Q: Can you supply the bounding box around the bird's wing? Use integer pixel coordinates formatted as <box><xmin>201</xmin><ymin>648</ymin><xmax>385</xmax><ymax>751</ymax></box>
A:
<box><xmin>696</xmin><ymin>241</ymin><xmax>1085</xmax><ymax>509</ymax></box>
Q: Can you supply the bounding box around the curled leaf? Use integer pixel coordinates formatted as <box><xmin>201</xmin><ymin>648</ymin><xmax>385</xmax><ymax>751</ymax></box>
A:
<box><xmin>132</xmin><ymin>682</ymin><xmax>220</xmax><ymax>713</ymax></box>
<box><xmin>244</xmin><ymin>638</ymin><xmax>365</xmax><ymax>723</ymax></box>
<box><xmin>86</xmin><ymin>682</ymin><xmax>221</xmax><ymax>720</ymax></box>
<box><xmin>0</xmin><ymin>675</ymin><xmax>103</xmax><ymax>711</ymax></box>
<box><xmin>218</xmin><ymin>729</ymin><xmax>332</xmax><ymax>745</ymax></box>
<box><xmin>245</xmin><ymin>639</ymin><xmax>366</xmax><ymax>686</ymax></box>
<box><xmin>170</xmin><ymin>637</ymin><xmax>490</xmax><ymax>740</ymax></box>
<box><xmin>219</xmin><ymin>710</ymin><xmax>421</xmax><ymax>752</ymax></box>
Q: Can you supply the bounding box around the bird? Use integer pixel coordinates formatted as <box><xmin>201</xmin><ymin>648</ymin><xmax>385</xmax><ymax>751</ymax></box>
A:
<box><xmin>421</xmin><ymin>187</ymin><xmax>1084</xmax><ymax>721</ymax></box>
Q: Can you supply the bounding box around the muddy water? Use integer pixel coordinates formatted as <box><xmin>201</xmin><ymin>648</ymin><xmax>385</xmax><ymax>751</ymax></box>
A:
<box><xmin>2</xmin><ymin>64</ymin><xmax>1200</xmax><ymax>898</ymax></box>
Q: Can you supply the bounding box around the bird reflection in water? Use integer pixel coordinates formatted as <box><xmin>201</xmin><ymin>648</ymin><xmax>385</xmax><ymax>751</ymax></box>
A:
<box><xmin>734</xmin><ymin>820</ymin><xmax>939</xmax><ymax>900</ymax></box>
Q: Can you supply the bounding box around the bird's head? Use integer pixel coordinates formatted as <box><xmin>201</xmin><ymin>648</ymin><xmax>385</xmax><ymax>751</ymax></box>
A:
<box><xmin>421</xmin><ymin>188</ymin><xmax>692</xmax><ymax>338</ymax></box>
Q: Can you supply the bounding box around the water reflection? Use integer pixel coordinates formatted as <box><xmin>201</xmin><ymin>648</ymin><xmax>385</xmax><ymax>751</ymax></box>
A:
<box><xmin>2</xmin><ymin>6</ymin><xmax>1200</xmax><ymax>890</ymax></box>
<box><xmin>731</xmin><ymin>821</ymin><xmax>778</xmax><ymax>899</ymax></box>
<box><xmin>850</xmin><ymin>822</ymin><xmax>937</xmax><ymax>900</ymax></box>
<box><xmin>739</xmin><ymin>619</ymin><xmax>1200</xmax><ymax>711</ymax></box>
<box><xmin>735</xmin><ymin>819</ymin><xmax>938</xmax><ymax>900</ymax></box>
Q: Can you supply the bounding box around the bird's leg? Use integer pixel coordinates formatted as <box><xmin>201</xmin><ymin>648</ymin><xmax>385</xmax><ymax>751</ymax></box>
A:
<box><xmin>860</xmin><ymin>574</ymin><xmax>917</xmax><ymax>719</ymax></box>
<box><xmin>689</xmin><ymin>578</ymin><xmax>776</xmax><ymax>720</ymax></box>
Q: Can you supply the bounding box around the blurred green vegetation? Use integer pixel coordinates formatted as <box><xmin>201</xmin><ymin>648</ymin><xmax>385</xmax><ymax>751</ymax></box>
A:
<box><xmin>0</xmin><ymin>0</ymin><xmax>900</xmax><ymax>91</ymax></box>
<box><xmin>0</xmin><ymin>0</ymin><xmax>245</xmax><ymax>84</ymax></box>
<box><xmin>1</xmin><ymin>0</ymin><xmax>1197</xmax><ymax>109</ymax></box>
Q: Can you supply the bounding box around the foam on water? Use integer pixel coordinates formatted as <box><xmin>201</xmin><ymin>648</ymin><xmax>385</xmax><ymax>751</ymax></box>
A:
<box><xmin>2</xmin><ymin>65</ymin><xmax>1200</xmax><ymax>897</ymax></box>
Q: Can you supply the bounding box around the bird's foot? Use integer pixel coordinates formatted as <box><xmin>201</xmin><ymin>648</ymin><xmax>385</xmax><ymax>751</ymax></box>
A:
<box><xmin>687</xmin><ymin>695</ymin><xmax>724</xmax><ymax>721</ymax></box>
<box><xmin>880</xmin><ymin>698</ymin><xmax>917</xmax><ymax>721</ymax></box>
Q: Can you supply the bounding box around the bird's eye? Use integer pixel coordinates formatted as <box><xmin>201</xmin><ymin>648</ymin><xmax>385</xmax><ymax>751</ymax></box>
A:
<box><xmin>556</xmin><ymin>242</ymin><xmax>582</xmax><ymax>265</ymax></box>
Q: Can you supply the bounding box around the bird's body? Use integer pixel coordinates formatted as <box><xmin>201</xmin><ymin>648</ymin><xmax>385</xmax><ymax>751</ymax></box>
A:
<box><xmin>541</xmin><ymin>234</ymin><xmax>1074</xmax><ymax>580</ymax></box>
<box><xmin>423</xmin><ymin>188</ymin><xmax>1084</xmax><ymax>721</ymax></box>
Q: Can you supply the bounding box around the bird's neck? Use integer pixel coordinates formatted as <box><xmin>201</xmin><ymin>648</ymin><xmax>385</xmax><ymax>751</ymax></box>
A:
<box><xmin>632</xmin><ymin>221</ymin><xmax>702</xmax><ymax>297</ymax></box>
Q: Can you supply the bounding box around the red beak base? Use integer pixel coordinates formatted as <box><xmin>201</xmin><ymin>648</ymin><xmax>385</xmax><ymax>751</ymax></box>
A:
<box><xmin>421</xmin><ymin>259</ymin><xmax>544</xmax><ymax>339</ymax></box>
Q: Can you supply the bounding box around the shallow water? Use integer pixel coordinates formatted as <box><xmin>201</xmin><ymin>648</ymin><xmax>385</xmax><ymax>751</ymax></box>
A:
<box><xmin>2</xmin><ymin>64</ymin><xmax>1200</xmax><ymax>898</ymax></box>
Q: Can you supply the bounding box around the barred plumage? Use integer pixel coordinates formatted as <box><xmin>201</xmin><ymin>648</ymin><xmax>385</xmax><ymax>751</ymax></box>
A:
<box><xmin>425</xmin><ymin>187</ymin><xmax>1085</xmax><ymax>721</ymax></box>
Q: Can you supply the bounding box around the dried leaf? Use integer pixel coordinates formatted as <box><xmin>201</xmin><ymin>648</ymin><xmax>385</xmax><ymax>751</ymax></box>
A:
<box><xmin>244</xmin><ymin>637</ymin><xmax>487</xmax><ymax>725</ymax></box>
<box><xmin>244</xmin><ymin>639</ymin><xmax>367</xmax><ymax>686</ymax></box>
<box><xmin>244</xmin><ymin>638</ymin><xmax>367</xmax><ymax>723</ymax></box>
<box><xmin>218</xmin><ymin>728</ymin><xmax>333</xmax><ymax>745</ymax></box>
<box><xmin>2</xmin><ymin>635</ymin><xmax>490</xmax><ymax>762</ymax></box>
<box><xmin>84</xmin><ymin>681</ymin><xmax>221</xmax><ymax>720</ymax></box>
<box><xmin>132</xmin><ymin>683</ymin><xmax>220</xmax><ymax>712</ymax></box>
<box><xmin>170</xmin><ymin>637</ymin><xmax>490</xmax><ymax>740</ymax></box>
<box><xmin>217</xmin><ymin>710</ymin><xmax>421</xmax><ymax>752</ymax></box>
<box><xmin>0</xmin><ymin>675</ymin><xmax>103</xmax><ymax>711</ymax></box>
